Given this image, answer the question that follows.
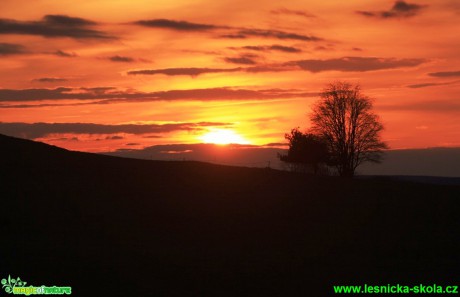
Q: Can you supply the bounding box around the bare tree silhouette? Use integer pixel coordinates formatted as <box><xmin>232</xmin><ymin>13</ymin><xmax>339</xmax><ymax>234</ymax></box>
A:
<box><xmin>310</xmin><ymin>81</ymin><xmax>388</xmax><ymax>177</ymax></box>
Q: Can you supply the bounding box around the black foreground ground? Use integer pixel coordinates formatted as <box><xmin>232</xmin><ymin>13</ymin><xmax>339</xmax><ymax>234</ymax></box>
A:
<box><xmin>1</xmin><ymin>134</ymin><xmax>459</xmax><ymax>296</ymax></box>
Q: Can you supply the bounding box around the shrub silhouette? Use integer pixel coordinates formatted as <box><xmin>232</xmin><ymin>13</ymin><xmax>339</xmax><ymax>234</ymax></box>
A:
<box><xmin>278</xmin><ymin>128</ymin><xmax>331</xmax><ymax>175</ymax></box>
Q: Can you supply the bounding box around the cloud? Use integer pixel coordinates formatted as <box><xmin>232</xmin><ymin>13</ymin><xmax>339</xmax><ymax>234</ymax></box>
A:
<box><xmin>223</xmin><ymin>54</ymin><xmax>258</xmax><ymax>65</ymax></box>
<box><xmin>241</xmin><ymin>44</ymin><xmax>302</xmax><ymax>53</ymax></box>
<box><xmin>407</xmin><ymin>81</ymin><xmax>459</xmax><ymax>88</ymax></box>
<box><xmin>0</xmin><ymin>15</ymin><xmax>114</xmax><ymax>39</ymax></box>
<box><xmin>235</xmin><ymin>28</ymin><xmax>320</xmax><ymax>41</ymax></box>
<box><xmin>0</xmin><ymin>87</ymin><xmax>89</xmax><ymax>101</ymax></box>
<box><xmin>270</xmin><ymin>8</ymin><xmax>316</xmax><ymax>18</ymax></box>
<box><xmin>134</xmin><ymin>19</ymin><xmax>219</xmax><ymax>31</ymax></box>
<box><xmin>32</xmin><ymin>77</ymin><xmax>68</xmax><ymax>83</ymax></box>
<box><xmin>128</xmin><ymin>65</ymin><xmax>288</xmax><ymax>77</ymax></box>
<box><xmin>108</xmin><ymin>55</ymin><xmax>135</xmax><ymax>62</ymax></box>
<box><xmin>0</xmin><ymin>122</ymin><xmax>232</xmax><ymax>139</ymax></box>
<box><xmin>0</xmin><ymin>86</ymin><xmax>318</xmax><ymax>104</ymax></box>
<box><xmin>378</xmin><ymin>99</ymin><xmax>460</xmax><ymax>113</ymax></box>
<box><xmin>357</xmin><ymin>1</ymin><xmax>427</xmax><ymax>18</ymax></box>
<box><xmin>127</xmin><ymin>56</ymin><xmax>424</xmax><ymax>77</ymax></box>
<box><xmin>51</xmin><ymin>50</ymin><xmax>77</xmax><ymax>57</ymax></box>
<box><xmin>128</xmin><ymin>67</ymin><xmax>241</xmax><ymax>77</ymax></box>
<box><xmin>133</xmin><ymin>18</ymin><xmax>320</xmax><ymax>41</ymax></box>
<box><xmin>286</xmin><ymin>56</ymin><xmax>426</xmax><ymax>72</ymax></box>
<box><xmin>106</xmin><ymin>135</ymin><xmax>124</xmax><ymax>140</ymax></box>
<box><xmin>219</xmin><ymin>34</ymin><xmax>247</xmax><ymax>39</ymax></box>
<box><xmin>428</xmin><ymin>71</ymin><xmax>460</xmax><ymax>77</ymax></box>
<box><xmin>0</xmin><ymin>43</ymin><xmax>27</xmax><ymax>55</ymax></box>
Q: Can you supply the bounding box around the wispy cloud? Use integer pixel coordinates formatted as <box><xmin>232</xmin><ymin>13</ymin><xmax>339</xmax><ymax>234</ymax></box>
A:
<box><xmin>128</xmin><ymin>67</ymin><xmax>241</xmax><ymax>77</ymax></box>
<box><xmin>134</xmin><ymin>19</ymin><xmax>220</xmax><ymax>31</ymax></box>
<box><xmin>107</xmin><ymin>55</ymin><xmax>135</xmax><ymax>62</ymax></box>
<box><xmin>378</xmin><ymin>99</ymin><xmax>460</xmax><ymax>113</ymax></box>
<box><xmin>235</xmin><ymin>28</ymin><xmax>320</xmax><ymax>41</ymax></box>
<box><xmin>286</xmin><ymin>56</ymin><xmax>426</xmax><ymax>72</ymax></box>
<box><xmin>270</xmin><ymin>8</ymin><xmax>316</xmax><ymax>18</ymax></box>
<box><xmin>32</xmin><ymin>77</ymin><xmax>68</xmax><ymax>83</ymax></box>
<box><xmin>0</xmin><ymin>121</ymin><xmax>233</xmax><ymax>139</ymax></box>
<box><xmin>128</xmin><ymin>56</ymin><xmax>424</xmax><ymax>76</ymax></box>
<box><xmin>240</xmin><ymin>44</ymin><xmax>302</xmax><ymax>53</ymax></box>
<box><xmin>0</xmin><ymin>86</ymin><xmax>318</xmax><ymax>105</ymax></box>
<box><xmin>428</xmin><ymin>71</ymin><xmax>460</xmax><ymax>78</ymax></box>
<box><xmin>407</xmin><ymin>81</ymin><xmax>459</xmax><ymax>88</ymax></box>
<box><xmin>52</xmin><ymin>50</ymin><xmax>78</xmax><ymax>57</ymax></box>
<box><xmin>223</xmin><ymin>54</ymin><xmax>258</xmax><ymax>65</ymax></box>
<box><xmin>0</xmin><ymin>15</ymin><xmax>114</xmax><ymax>39</ymax></box>
<box><xmin>133</xmin><ymin>18</ymin><xmax>321</xmax><ymax>41</ymax></box>
<box><xmin>357</xmin><ymin>1</ymin><xmax>427</xmax><ymax>19</ymax></box>
<box><xmin>0</xmin><ymin>43</ymin><xmax>27</xmax><ymax>55</ymax></box>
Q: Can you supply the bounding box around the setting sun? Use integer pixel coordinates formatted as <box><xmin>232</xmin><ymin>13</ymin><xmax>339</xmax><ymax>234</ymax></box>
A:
<box><xmin>200</xmin><ymin>129</ymin><xmax>250</xmax><ymax>145</ymax></box>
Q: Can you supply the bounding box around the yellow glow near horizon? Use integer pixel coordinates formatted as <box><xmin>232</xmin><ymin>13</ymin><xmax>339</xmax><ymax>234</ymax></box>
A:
<box><xmin>200</xmin><ymin>129</ymin><xmax>250</xmax><ymax>145</ymax></box>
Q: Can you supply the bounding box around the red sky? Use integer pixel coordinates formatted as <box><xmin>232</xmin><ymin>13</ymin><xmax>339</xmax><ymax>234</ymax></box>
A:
<box><xmin>1</xmin><ymin>0</ymin><xmax>459</xmax><ymax>152</ymax></box>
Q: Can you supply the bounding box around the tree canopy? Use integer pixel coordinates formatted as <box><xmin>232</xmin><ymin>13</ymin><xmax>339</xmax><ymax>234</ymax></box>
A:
<box><xmin>310</xmin><ymin>81</ymin><xmax>387</xmax><ymax>177</ymax></box>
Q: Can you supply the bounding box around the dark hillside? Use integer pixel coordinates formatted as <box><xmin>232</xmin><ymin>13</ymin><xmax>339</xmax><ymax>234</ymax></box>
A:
<box><xmin>1</xmin><ymin>134</ymin><xmax>459</xmax><ymax>296</ymax></box>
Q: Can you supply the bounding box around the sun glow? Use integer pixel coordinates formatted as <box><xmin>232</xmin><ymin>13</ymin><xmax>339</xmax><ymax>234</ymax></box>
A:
<box><xmin>200</xmin><ymin>129</ymin><xmax>250</xmax><ymax>145</ymax></box>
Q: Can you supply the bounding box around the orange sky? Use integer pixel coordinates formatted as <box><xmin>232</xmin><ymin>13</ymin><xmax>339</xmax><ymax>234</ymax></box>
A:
<box><xmin>1</xmin><ymin>0</ymin><xmax>459</xmax><ymax>152</ymax></box>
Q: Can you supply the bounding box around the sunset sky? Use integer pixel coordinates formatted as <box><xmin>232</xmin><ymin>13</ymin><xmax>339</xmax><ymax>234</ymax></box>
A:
<box><xmin>1</xmin><ymin>0</ymin><xmax>459</xmax><ymax>154</ymax></box>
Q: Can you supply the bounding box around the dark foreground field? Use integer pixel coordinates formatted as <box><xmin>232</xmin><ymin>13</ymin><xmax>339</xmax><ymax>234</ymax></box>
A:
<box><xmin>1</xmin><ymin>134</ymin><xmax>459</xmax><ymax>296</ymax></box>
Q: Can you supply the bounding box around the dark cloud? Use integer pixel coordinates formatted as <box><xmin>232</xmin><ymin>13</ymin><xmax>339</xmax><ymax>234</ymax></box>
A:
<box><xmin>219</xmin><ymin>34</ymin><xmax>247</xmax><ymax>39</ymax></box>
<box><xmin>270</xmin><ymin>8</ymin><xmax>316</xmax><ymax>18</ymax></box>
<box><xmin>133</xmin><ymin>18</ymin><xmax>320</xmax><ymax>41</ymax></box>
<box><xmin>128</xmin><ymin>65</ymin><xmax>288</xmax><ymax>77</ymax></box>
<box><xmin>378</xmin><ymin>99</ymin><xmax>460</xmax><ymax>113</ymax></box>
<box><xmin>235</xmin><ymin>28</ymin><xmax>320</xmax><ymax>41</ymax></box>
<box><xmin>108</xmin><ymin>55</ymin><xmax>135</xmax><ymax>62</ymax></box>
<box><xmin>357</xmin><ymin>1</ymin><xmax>427</xmax><ymax>18</ymax></box>
<box><xmin>0</xmin><ymin>43</ymin><xmax>27</xmax><ymax>55</ymax></box>
<box><xmin>241</xmin><ymin>44</ymin><xmax>301</xmax><ymax>53</ymax></box>
<box><xmin>134</xmin><ymin>19</ymin><xmax>219</xmax><ymax>31</ymax></box>
<box><xmin>126</xmin><ymin>143</ymin><xmax>141</xmax><ymax>146</ymax></box>
<box><xmin>52</xmin><ymin>50</ymin><xmax>77</xmax><ymax>57</ymax></box>
<box><xmin>0</xmin><ymin>122</ymin><xmax>232</xmax><ymax>139</ymax></box>
<box><xmin>43</xmin><ymin>15</ymin><xmax>96</xmax><ymax>26</ymax></box>
<box><xmin>128</xmin><ymin>67</ymin><xmax>241</xmax><ymax>77</ymax></box>
<box><xmin>32</xmin><ymin>77</ymin><xmax>68</xmax><ymax>83</ymax></box>
<box><xmin>0</xmin><ymin>15</ymin><xmax>114</xmax><ymax>39</ymax></box>
<box><xmin>428</xmin><ymin>71</ymin><xmax>460</xmax><ymax>78</ymax></box>
<box><xmin>407</xmin><ymin>81</ymin><xmax>459</xmax><ymax>88</ymax></box>
<box><xmin>0</xmin><ymin>86</ymin><xmax>317</xmax><ymax>106</ymax></box>
<box><xmin>224</xmin><ymin>54</ymin><xmax>258</xmax><ymax>65</ymax></box>
<box><xmin>269</xmin><ymin>45</ymin><xmax>302</xmax><ymax>53</ymax></box>
<box><xmin>244</xmin><ymin>65</ymin><xmax>292</xmax><ymax>73</ymax></box>
<box><xmin>352</xmin><ymin>47</ymin><xmax>363</xmax><ymax>51</ymax></box>
<box><xmin>0</xmin><ymin>103</ymin><xmax>89</xmax><ymax>109</ymax></box>
<box><xmin>0</xmin><ymin>87</ymin><xmax>95</xmax><ymax>101</ymax></box>
<box><xmin>314</xmin><ymin>46</ymin><xmax>331</xmax><ymax>51</ymax></box>
<box><xmin>80</xmin><ymin>87</ymin><xmax>117</xmax><ymax>93</ymax></box>
<box><xmin>286</xmin><ymin>56</ymin><xmax>426</xmax><ymax>72</ymax></box>
<box><xmin>127</xmin><ymin>56</ymin><xmax>423</xmax><ymax>76</ymax></box>
<box><xmin>106</xmin><ymin>135</ymin><xmax>124</xmax><ymax>140</ymax></box>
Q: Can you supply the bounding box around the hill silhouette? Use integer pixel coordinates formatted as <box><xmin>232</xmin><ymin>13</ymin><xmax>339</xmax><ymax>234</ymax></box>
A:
<box><xmin>1</xmin><ymin>134</ymin><xmax>459</xmax><ymax>296</ymax></box>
